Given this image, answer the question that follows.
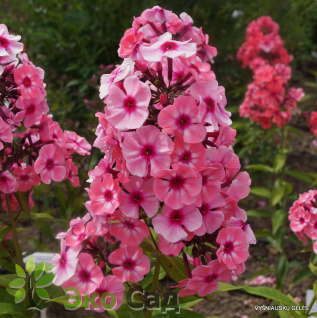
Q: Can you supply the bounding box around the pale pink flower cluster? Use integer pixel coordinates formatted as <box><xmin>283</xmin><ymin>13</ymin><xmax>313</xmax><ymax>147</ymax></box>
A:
<box><xmin>0</xmin><ymin>24</ymin><xmax>91</xmax><ymax>208</ymax></box>
<box><xmin>237</xmin><ymin>16</ymin><xmax>304</xmax><ymax>128</ymax></box>
<box><xmin>289</xmin><ymin>190</ymin><xmax>317</xmax><ymax>254</ymax></box>
<box><xmin>53</xmin><ymin>6</ymin><xmax>253</xmax><ymax>304</ymax></box>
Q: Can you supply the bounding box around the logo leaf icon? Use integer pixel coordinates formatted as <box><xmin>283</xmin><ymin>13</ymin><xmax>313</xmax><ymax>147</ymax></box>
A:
<box><xmin>14</xmin><ymin>288</ymin><xmax>26</xmax><ymax>304</ymax></box>
<box><xmin>15</xmin><ymin>265</ymin><xmax>26</xmax><ymax>278</ymax></box>
<box><xmin>36</xmin><ymin>273</ymin><xmax>54</xmax><ymax>288</ymax></box>
<box><xmin>9</xmin><ymin>278</ymin><xmax>25</xmax><ymax>289</ymax></box>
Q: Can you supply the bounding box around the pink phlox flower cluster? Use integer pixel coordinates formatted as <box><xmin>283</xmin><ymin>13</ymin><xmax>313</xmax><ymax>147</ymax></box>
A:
<box><xmin>237</xmin><ymin>16</ymin><xmax>304</xmax><ymax>128</ymax></box>
<box><xmin>0</xmin><ymin>25</ymin><xmax>91</xmax><ymax>204</ymax></box>
<box><xmin>289</xmin><ymin>190</ymin><xmax>317</xmax><ymax>253</ymax></box>
<box><xmin>54</xmin><ymin>6</ymin><xmax>253</xmax><ymax>305</ymax></box>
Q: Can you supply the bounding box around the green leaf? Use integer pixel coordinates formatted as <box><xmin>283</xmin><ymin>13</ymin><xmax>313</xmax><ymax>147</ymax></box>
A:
<box><xmin>274</xmin><ymin>153</ymin><xmax>287</xmax><ymax>172</ymax></box>
<box><xmin>285</xmin><ymin>170</ymin><xmax>314</xmax><ymax>183</ymax></box>
<box><xmin>9</xmin><ymin>278</ymin><xmax>25</xmax><ymax>289</ymax></box>
<box><xmin>247</xmin><ymin>164</ymin><xmax>274</xmax><ymax>173</ymax></box>
<box><xmin>272</xmin><ymin>210</ymin><xmax>286</xmax><ymax>235</ymax></box>
<box><xmin>35</xmin><ymin>288</ymin><xmax>50</xmax><ymax>300</ymax></box>
<box><xmin>33</xmin><ymin>262</ymin><xmax>46</xmax><ymax>281</ymax></box>
<box><xmin>271</xmin><ymin>182</ymin><xmax>285</xmax><ymax>206</ymax></box>
<box><xmin>14</xmin><ymin>288</ymin><xmax>26</xmax><ymax>304</ymax></box>
<box><xmin>30</xmin><ymin>212</ymin><xmax>55</xmax><ymax>222</ymax></box>
<box><xmin>35</xmin><ymin>273</ymin><xmax>54</xmax><ymax>288</ymax></box>
<box><xmin>25</xmin><ymin>257</ymin><xmax>35</xmax><ymax>274</ymax></box>
<box><xmin>15</xmin><ymin>265</ymin><xmax>26</xmax><ymax>278</ymax></box>
<box><xmin>276</xmin><ymin>255</ymin><xmax>288</xmax><ymax>288</ymax></box>
<box><xmin>309</xmin><ymin>262</ymin><xmax>317</xmax><ymax>276</ymax></box>
<box><xmin>251</xmin><ymin>187</ymin><xmax>271</xmax><ymax>198</ymax></box>
<box><xmin>179</xmin><ymin>298</ymin><xmax>203</xmax><ymax>309</ymax></box>
<box><xmin>247</xmin><ymin>210</ymin><xmax>271</xmax><ymax>218</ymax></box>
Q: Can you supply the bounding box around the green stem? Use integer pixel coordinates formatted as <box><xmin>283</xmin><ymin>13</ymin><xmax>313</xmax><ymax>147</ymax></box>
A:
<box><xmin>5</xmin><ymin>195</ymin><xmax>23</xmax><ymax>267</ymax></box>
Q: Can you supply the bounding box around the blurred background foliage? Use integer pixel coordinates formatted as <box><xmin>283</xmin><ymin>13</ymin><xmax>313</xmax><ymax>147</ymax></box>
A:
<box><xmin>1</xmin><ymin>0</ymin><xmax>317</xmax><ymax>135</ymax></box>
<box><xmin>1</xmin><ymin>0</ymin><xmax>317</xmax><ymax>230</ymax></box>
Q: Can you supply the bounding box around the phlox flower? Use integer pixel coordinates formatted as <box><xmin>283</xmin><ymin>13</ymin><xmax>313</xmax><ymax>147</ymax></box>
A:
<box><xmin>109</xmin><ymin>246</ymin><xmax>150</xmax><ymax>282</ymax></box>
<box><xmin>109</xmin><ymin>215</ymin><xmax>149</xmax><ymax>246</ymax></box>
<box><xmin>140</xmin><ymin>32</ymin><xmax>196</xmax><ymax>62</ymax></box>
<box><xmin>198</xmin><ymin>164</ymin><xmax>225</xmax><ymax>205</ymax></box>
<box><xmin>64</xmin><ymin>130</ymin><xmax>91</xmax><ymax>156</ymax></box>
<box><xmin>15</xmin><ymin>96</ymin><xmax>48</xmax><ymax>127</ymax></box>
<box><xmin>34</xmin><ymin>144</ymin><xmax>67</xmax><ymax>184</ymax></box>
<box><xmin>172</xmin><ymin>137</ymin><xmax>206</xmax><ymax>169</ymax></box>
<box><xmin>52</xmin><ymin>246</ymin><xmax>80</xmax><ymax>286</ymax></box>
<box><xmin>189</xmin><ymin>80</ymin><xmax>231</xmax><ymax>128</ymax></box>
<box><xmin>12</xmin><ymin>165</ymin><xmax>40</xmax><ymax>192</ymax></box>
<box><xmin>86</xmin><ymin>174</ymin><xmax>120</xmax><ymax>216</ymax></box>
<box><xmin>0</xmin><ymin>24</ymin><xmax>23</xmax><ymax>58</ymax></box>
<box><xmin>225</xmin><ymin>208</ymin><xmax>256</xmax><ymax>245</ymax></box>
<box><xmin>152</xmin><ymin>204</ymin><xmax>202</xmax><ymax>243</ymax></box>
<box><xmin>158</xmin><ymin>235</ymin><xmax>185</xmax><ymax>256</ymax></box>
<box><xmin>122</xmin><ymin>125</ymin><xmax>173</xmax><ymax>177</ymax></box>
<box><xmin>14</xmin><ymin>62</ymin><xmax>44</xmax><ymax>97</ymax></box>
<box><xmin>186</xmin><ymin>260</ymin><xmax>231</xmax><ymax>296</ymax></box>
<box><xmin>216</xmin><ymin>227</ymin><xmax>249</xmax><ymax>270</ymax></box>
<box><xmin>195</xmin><ymin>197</ymin><xmax>225</xmax><ymax>236</ymax></box>
<box><xmin>119</xmin><ymin>177</ymin><xmax>159</xmax><ymax>218</ymax></box>
<box><xmin>288</xmin><ymin>206</ymin><xmax>311</xmax><ymax>233</ymax></box>
<box><xmin>158</xmin><ymin>95</ymin><xmax>206</xmax><ymax>143</ymax></box>
<box><xmin>63</xmin><ymin>253</ymin><xmax>103</xmax><ymax>295</ymax></box>
<box><xmin>0</xmin><ymin>170</ymin><xmax>17</xmax><ymax>194</ymax></box>
<box><xmin>99</xmin><ymin>58</ymin><xmax>134</xmax><ymax>99</ymax></box>
<box><xmin>153</xmin><ymin>164</ymin><xmax>202</xmax><ymax>209</ymax></box>
<box><xmin>106</xmin><ymin>75</ymin><xmax>151</xmax><ymax>130</ymax></box>
<box><xmin>90</xmin><ymin>275</ymin><xmax>124</xmax><ymax>311</ymax></box>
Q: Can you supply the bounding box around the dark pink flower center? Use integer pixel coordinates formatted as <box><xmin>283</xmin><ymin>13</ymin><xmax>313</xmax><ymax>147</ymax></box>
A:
<box><xmin>204</xmin><ymin>97</ymin><xmax>216</xmax><ymax>112</ymax></box>
<box><xmin>180</xmin><ymin>151</ymin><xmax>192</xmax><ymax>163</ymax></box>
<box><xmin>123</xmin><ymin>259</ymin><xmax>135</xmax><ymax>270</ymax></box>
<box><xmin>299</xmin><ymin>217</ymin><xmax>305</xmax><ymax>224</ymax></box>
<box><xmin>0</xmin><ymin>37</ymin><xmax>8</xmax><ymax>48</ymax></box>
<box><xmin>176</xmin><ymin>114</ymin><xmax>191</xmax><ymax>129</ymax></box>
<box><xmin>202</xmin><ymin>174</ymin><xmax>208</xmax><ymax>185</ymax></box>
<box><xmin>169</xmin><ymin>175</ymin><xmax>185</xmax><ymax>190</ymax></box>
<box><xmin>124</xmin><ymin>220</ymin><xmax>135</xmax><ymax>230</ymax></box>
<box><xmin>261</xmin><ymin>24</ymin><xmax>273</xmax><ymax>35</ymax></box>
<box><xmin>0</xmin><ymin>175</ymin><xmax>8</xmax><ymax>183</ymax></box>
<box><xmin>141</xmin><ymin>144</ymin><xmax>155</xmax><ymax>158</ymax></box>
<box><xmin>223</xmin><ymin>241</ymin><xmax>234</xmax><ymax>254</ymax></box>
<box><xmin>59</xmin><ymin>253</ymin><xmax>67</xmax><ymax>268</ymax></box>
<box><xmin>26</xmin><ymin>104</ymin><xmax>36</xmax><ymax>114</ymax></box>
<box><xmin>169</xmin><ymin>209</ymin><xmax>184</xmax><ymax>224</ymax></box>
<box><xmin>131</xmin><ymin>191</ymin><xmax>143</xmax><ymax>205</ymax></box>
<box><xmin>123</xmin><ymin>96</ymin><xmax>136</xmax><ymax>112</ymax></box>
<box><xmin>200</xmin><ymin>203</ymin><xmax>209</xmax><ymax>215</ymax></box>
<box><xmin>23</xmin><ymin>76</ymin><xmax>32</xmax><ymax>88</ymax></box>
<box><xmin>20</xmin><ymin>174</ymin><xmax>29</xmax><ymax>181</ymax></box>
<box><xmin>45</xmin><ymin>159</ymin><xmax>55</xmax><ymax>170</ymax></box>
<box><xmin>205</xmin><ymin>273</ymin><xmax>218</xmax><ymax>283</ymax></box>
<box><xmin>79</xmin><ymin>269</ymin><xmax>91</xmax><ymax>282</ymax></box>
<box><xmin>104</xmin><ymin>190</ymin><xmax>113</xmax><ymax>201</ymax></box>
<box><xmin>160</xmin><ymin>41</ymin><xmax>178</xmax><ymax>52</ymax></box>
